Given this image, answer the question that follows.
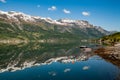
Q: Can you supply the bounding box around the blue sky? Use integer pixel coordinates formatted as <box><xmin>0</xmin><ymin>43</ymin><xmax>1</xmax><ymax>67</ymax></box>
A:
<box><xmin>0</xmin><ymin>0</ymin><xmax>120</xmax><ymax>31</ymax></box>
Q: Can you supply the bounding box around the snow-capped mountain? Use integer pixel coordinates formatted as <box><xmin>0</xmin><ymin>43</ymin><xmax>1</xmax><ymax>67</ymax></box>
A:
<box><xmin>0</xmin><ymin>10</ymin><xmax>110</xmax><ymax>40</ymax></box>
<box><xmin>0</xmin><ymin>10</ymin><xmax>107</xmax><ymax>29</ymax></box>
<box><xmin>0</xmin><ymin>10</ymin><xmax>34</xmax><ymax>22</ymax></box>
<box><xmin>0</xmin><ymin>10</ymin><xmax>102</xmax><ymax>28</ymax></box>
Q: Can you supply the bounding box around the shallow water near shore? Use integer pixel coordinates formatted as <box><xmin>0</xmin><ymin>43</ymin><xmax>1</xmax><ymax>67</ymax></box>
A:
<box><xmin>0</xmin><ymin>42</ymin><xmax>120</xmax><ymax>80</ymax></box>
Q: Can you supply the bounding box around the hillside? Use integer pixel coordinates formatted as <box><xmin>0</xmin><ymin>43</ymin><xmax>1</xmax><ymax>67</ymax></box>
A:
<box><xmin>101</xmin><ymin>32</ymin><xmax>120</xmax><ymax>44</ymax></box>
<box><xmin>0</xmin><ymin>10</ymin><xmax>110</xmax><ymax>42</ymax></box>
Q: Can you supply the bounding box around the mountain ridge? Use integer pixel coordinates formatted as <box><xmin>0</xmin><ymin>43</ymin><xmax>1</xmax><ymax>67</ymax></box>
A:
<box><xmin>0</xmin><ymin>10</ymin><xmax>110</xmax><ymax>41</ymax></box>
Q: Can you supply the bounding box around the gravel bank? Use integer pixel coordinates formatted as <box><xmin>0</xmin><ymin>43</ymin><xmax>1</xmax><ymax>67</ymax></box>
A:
<box><xmin>94</xmin><ymin>43</ymin><xmax>120</xmax><ymax>67</ymax></box>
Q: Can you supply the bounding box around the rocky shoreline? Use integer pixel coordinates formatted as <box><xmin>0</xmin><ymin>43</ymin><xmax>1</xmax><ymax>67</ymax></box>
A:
<box><xmin>94</xmin><ymin>43</ymin><xmax>120</xmax><ymax>67</ymax></box>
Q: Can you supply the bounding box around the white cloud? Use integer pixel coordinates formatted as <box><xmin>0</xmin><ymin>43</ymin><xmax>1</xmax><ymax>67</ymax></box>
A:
<box><xmin>82</xmin><ymin>11</ymin><xmax>90</xmax><ymax>16</ymax></box>
<box><xmin>82</xmin><ymin>66</ymin><xmax>90</xmax><ymax>70</ymax></box>
<box><xmin>48</xmin><ymin>71</ymin><xmax>56</xmax><ymax>76</ymax></box>
<box><xmin>64</xmin><ymin>68</ymin><xmax>71</xmax><ymax>73</ymax></box>
<box><xmin>63</xmin><ymin>9</ymin><xmax>71</xmax><ymax>14</ymax></box>
<box><xmin>48</xmin><ymin>6</ymin><xmax>57</xmax><ymax>11</ymax></box>
<box><xmin>0</xmin><ymin>0</ymin><xmax>6</xmax><ymax>3</ymax></box>
<box><xmin>37</xmin><ymin>5</ymin><xmax>40</xmax><ymax>8</ymax></box>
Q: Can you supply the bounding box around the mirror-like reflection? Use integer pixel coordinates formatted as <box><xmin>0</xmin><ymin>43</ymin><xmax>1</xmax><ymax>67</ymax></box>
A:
<box><xmin>0</xmin><ymin>42</ymin><xmax>120</xmax><ymax>80</ymax></box>
<box><xmin>0</xmin><ymin>42</ymin><xmax>93</xmax><ymax>72</ymax></box>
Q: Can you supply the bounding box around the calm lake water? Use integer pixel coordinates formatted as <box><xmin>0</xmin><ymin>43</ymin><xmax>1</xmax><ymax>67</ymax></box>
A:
<box><xmin>0</xmin><ymin>42</ymin><xmax>120</xmax><ymax>80</ymax></box>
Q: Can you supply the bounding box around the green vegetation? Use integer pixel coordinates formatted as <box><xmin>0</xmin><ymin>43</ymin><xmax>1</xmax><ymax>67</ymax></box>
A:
<box><xmin>0</xmin><ymin>22</ymin><xmax>80</xmax><ymax>41</ymax></box>
<box><xmin>0</xmin><ymin>42</ymin><xmax>79</xmax><ymax>68</ymax></box>
<box><xmin>0</xmin><ymin>18</ymin><xmax>106</xmax><ymax>42</ymax></box>
<box><xmin>101</xmin><ymin>32</ymin><xmax>120</xmax><ymax>45</ymax></box>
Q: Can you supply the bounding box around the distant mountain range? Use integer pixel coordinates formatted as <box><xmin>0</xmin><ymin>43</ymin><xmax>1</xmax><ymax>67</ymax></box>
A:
<box><xmin>0</xmin><ymin>10</ymin><xmax>111</xmax><ymax>41</ymax></box>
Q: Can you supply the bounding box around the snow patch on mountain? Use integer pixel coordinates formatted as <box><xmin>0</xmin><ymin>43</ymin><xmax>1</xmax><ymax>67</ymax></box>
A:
<box><xmin>0</xmin><ymin>10</ymin><xmax>35</xmax><ymax>22</ymax></box>
<box><xmin>0</xmin><ymin>10</ymin><xmax>110</xmax><ymax>35</ymax></box>
<box><xmin>0</xmin><ymin>10</ymin><xmax>93</xmax><ymax>27</ymax></box>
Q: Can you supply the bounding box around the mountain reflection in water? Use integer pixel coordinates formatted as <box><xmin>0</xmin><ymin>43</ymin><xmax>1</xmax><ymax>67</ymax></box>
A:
<box><xmin>0</xmin><ymin>42</ymin><xmax>120</xmax><ymax>80</ymax></box>
<box><xmin>0</xmin><ymin>42</ymin><xmax>93</xmax><ymax>72</ymax></box>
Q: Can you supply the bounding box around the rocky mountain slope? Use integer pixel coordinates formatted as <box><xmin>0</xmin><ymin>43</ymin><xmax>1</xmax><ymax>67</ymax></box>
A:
<box><xmin>0</xmin><ymin>10</ymin><xmax>110</xmax><ymax>41</ymax></box>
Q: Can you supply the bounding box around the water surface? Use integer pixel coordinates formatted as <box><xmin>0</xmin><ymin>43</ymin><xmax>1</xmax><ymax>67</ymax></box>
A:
<box><xmin>0</xmin><ymin>42</ymin><xmax>120</xmax><ymax>80</ymax></box>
